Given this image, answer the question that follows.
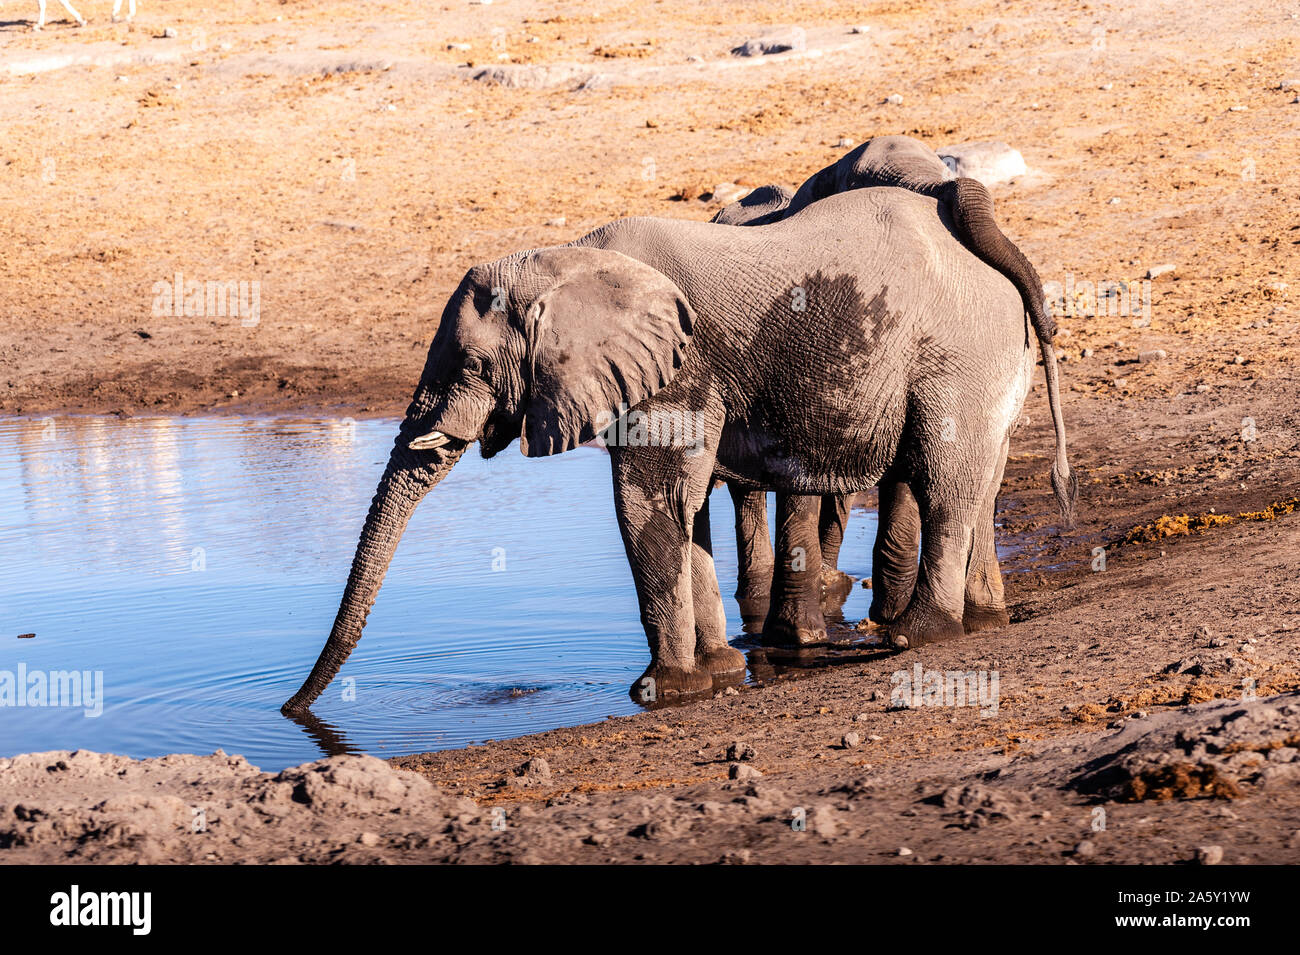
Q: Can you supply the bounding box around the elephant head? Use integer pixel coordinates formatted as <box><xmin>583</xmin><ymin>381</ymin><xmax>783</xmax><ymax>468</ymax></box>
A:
<box><xmin>281</xmin><ymin>246</ymin><xmax>696</xmax><ymax>713</ymax></box>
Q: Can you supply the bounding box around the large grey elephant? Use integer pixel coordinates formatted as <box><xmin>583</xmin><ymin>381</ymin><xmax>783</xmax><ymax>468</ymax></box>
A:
<box><xmin>282</xmin><ymin>185</ymin><xmax>1074</xmax><ymax>713</ymax></box>
<box><xmin>709</xmin><ymin>135</ymin><xmax>1072</xmax><ymax>644</ymax></box>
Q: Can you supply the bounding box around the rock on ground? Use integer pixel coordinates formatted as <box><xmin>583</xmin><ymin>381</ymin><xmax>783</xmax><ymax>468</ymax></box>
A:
<box><xmin>937</xmin><ymin>141</ymin><xmax>1028</xmax><ymax>186</ymax></box>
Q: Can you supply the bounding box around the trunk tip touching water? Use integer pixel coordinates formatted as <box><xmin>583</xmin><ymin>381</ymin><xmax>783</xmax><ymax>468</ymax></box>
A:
<box><xmin>280</xmin><ymin>442</ymin><xmax>463</xmax><ymax>714</ymax></box>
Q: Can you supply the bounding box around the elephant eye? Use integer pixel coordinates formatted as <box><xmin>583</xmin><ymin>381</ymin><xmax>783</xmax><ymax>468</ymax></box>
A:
<box><xmin>464</xmin><ymin>354</ymin><xmax>485</xmax><ymax>375</ymax></box>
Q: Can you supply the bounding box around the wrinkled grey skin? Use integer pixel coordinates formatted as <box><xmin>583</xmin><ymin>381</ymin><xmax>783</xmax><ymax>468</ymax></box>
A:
<box><xmin>283</xmin><ymin>185</ymin><xmax>1072</xmax><ymax>713</ymax></box>
<box><xmin>710</xmin><ymin>135</ymin><xmax>1072</xmax><ymax>644</ymax></box>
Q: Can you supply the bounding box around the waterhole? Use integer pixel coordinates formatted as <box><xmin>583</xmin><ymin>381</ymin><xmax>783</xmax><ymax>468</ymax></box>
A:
<box><xmin>0</xmin><ymin>416</ymin><xmax>878</xmax><ymax>770</ymax></box>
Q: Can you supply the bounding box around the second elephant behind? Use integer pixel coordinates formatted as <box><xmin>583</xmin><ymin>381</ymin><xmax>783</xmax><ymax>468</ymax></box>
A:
<box><xmin>710</xmin><ymin>134</ymin><xmax>1074</xmax><ymax>646</ymax></box>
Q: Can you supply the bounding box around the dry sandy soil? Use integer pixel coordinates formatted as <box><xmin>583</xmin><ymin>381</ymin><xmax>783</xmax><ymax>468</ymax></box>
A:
<box><xmin>1</xmin><ymin>0</ymin><xmax>1298</xmax><ymax>863</ymax></box>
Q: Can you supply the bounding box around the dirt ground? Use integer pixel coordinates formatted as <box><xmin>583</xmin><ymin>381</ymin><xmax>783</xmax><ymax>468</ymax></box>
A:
<box><xmin>2</xmin><ymin>0</ymin><xmax>1298</xmax><ymax>863</ymax></box>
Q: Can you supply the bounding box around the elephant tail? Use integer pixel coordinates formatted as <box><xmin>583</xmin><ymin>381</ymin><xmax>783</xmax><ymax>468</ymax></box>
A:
<box><xmin>943</xmin><ymin>176</ymin><xmax>1078</xmax><ymax>531</ymax></box>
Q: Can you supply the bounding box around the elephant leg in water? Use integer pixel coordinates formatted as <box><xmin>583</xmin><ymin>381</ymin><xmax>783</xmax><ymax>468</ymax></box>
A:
<box><xmin>763</xmin><ymin>493</ymin><xmax>827</xmax><ymax>644</ymax></box>
<box><xmin>729</xmin><ymin>488</ymin><xmax>853</xmax><ymax>644</ymax></box>
<box><xmin>726</xmin><ymin>482</ymin><xmax>775</xmax><ymax>626</ymax></box>
<box><xmin>690</xmin><ymin>494</ymin><xmax>749</xmax><ymax>677</ymax></box>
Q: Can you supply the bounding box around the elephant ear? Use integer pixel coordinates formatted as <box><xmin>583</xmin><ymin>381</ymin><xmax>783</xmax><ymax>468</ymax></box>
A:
<box><xmin>520</xmin><ymin>247</ymin><xmax>695</xmax><ymax>457</ymax></box>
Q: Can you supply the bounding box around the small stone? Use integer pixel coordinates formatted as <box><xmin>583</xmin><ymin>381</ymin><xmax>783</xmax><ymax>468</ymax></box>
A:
<box><xmin>1107</xmin><ymin>197</ymin><xmax>1122</xmax><ymax>204</ymax></box>
<box><xmin>515</xmin><ymin>756</ymin><xmax>551</xmax><ymax>780</ymax></box>
<box><xmin>1280</xmin><ymin>79</ymin><xmax>1300</xmax><ymax>89</ymax></box>
<box><xmin>644</xmin><ymin>118</ymin><xmax>659</xmax><ymax>128</ymax></box>
<box><xmin>711</xmin><ymin>182</ymin><xmax>750</xmax><ymax>205</ymax></box>
<box><xmin>938</xmin><ymin>141</ymin><xmax>1027</xmax><ymax>186</ymax></box>
<box><xmin>544</xmin><ymin>216</ymin><xmax>566</xmax><ymax>227</ymax></box>
<box><xmin>841</xmin><ymin>732</ymin><xmax>861</xmax><ymax>749</ymax></box>
<box><xmin>1074</xmin><ymin>839</ymin><xmax>1096</xmax><ymax>857</ymax></box>
<box><xmin>1233</xmin><ymin>354</ymin><xmax>1246</xmax><ymax>365</ymax></box>
<box><xmin>358</xmin><ymin>831</ymin><xmax>380</xmax><ymax>847</ymax></box>
<box><xmin>1227</xmin><ymin>105</ymin><xmax>1247</xmax><ymax>112</ymax></box>
<box><xmin>871</xmin><ymin>689</ymin><xmax>887</xmax><ymax>702</ymax></box>
<box><xmin>885</xmin><ymin>93</ymin><xmax>903</xmax><ymax>105</ymax></box>
<box><xmin>729</xmin><ymin>762</ymin><xmax>763</xmax><ymax>781</ymax></box>
<box><xmin>850</xmin><ymin>25</ymin><xmax>871</xmax><ymax>34</ymax></box>
<box><xmin>1138</xmin><ymin>349</ymin><xmax>1167</xmax><ymax>363</ymax></box>
<box><xmin>1082</xmin><ymin>348</ymin><xmax>1094</xmax><ymax>358</ymax></box>
<box><xmin>1195</xmin><ymin>845</ymin><xmax>1223</xmax><ymax>865</ymax></box>
<box><xmin>854</xmin><ymin>713</ymin><xmax>870</xmax><ymax>722</ymax></box>
<box><xmin>731</xmin><ymin>29</ymin><xmax>807</xmax><ymax>57</ymax></box>
<box><xmin>1196</xmin><ymin>384</ymin><xmax>1211</xmax><ymax>392</ymax></box>
<box><xmin>447</xmin><ymin>42</ymin><xmax>472</xmax><ymax>51</ymax></box>
<box><xmin>162</xmin><ymin>27</ymin><xmax>179</xmax><ymax>38</ymax></box>
<box><xmin>1100</xmin><ymin>82</ymin><xmax>1113</xmax><ymax>90</ymax></box>
<box><xmin>1164</xmin><ymin>657</ymin><xmax>1203</xmax><ymax>676</ymax></box>
<box><xmin>1146</xmin><ymin>263</ymin><xmax>1176</xmax><ymax>279</ymax></box>
<box><xmin>726</xmin><ymin>741</ymin><xmax>757</xmax><ymax>761</ymax></box>
<box><xmin>897</xmin><ymin>846</ymin><xmax>913</xmax><ymax>856</ymax></box>
<box><xmin>724</xmin><ymin>686</ymin><xmax>739</xmax><ymax>696</ymax></box>
<box><xmin>836</xmin><ymin>137</ymin><xmax>855</xmax><ymax>148</ymax></box>
<box><xmin>868</xmin><ymin>734</ymin><xmax>883</xmax><ymax>742</ymax></box>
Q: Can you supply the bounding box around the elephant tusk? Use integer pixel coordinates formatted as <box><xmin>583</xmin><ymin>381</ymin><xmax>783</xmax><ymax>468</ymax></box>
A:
<box><xmin>408</xmin><ymin>430</ymin><xmax>449</xmax><ymax>450</ymax></box>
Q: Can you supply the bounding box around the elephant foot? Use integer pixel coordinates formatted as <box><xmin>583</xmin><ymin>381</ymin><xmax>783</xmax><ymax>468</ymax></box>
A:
<box><xmin>760</xmin><ymin>611</ymin><xmax>827</xmax><ymax>647</ymax></box>
<box><xmin>630</xmin><ymin>662</ymin><xmax>713</xmax><ymax>703</ymax></box>
<box><xmin>882</xmin><ymin>604</ymin><xmax>965</xmax><ymax>650</ymax></box>
<box><xmin>735</xmin><ymin>594</ymin><xmax>770</xmax><ymax>634</ymax></box>
<box><xmin>868</xmin><ymin>595</ymin><xmax>909</xmax><ymax>628</ymax></box>
<box><xmin>696</xmin><ymin>645</ymin><xmax>747</xmax><ymax>677</ymax></box>
<box><xmin>963</xmin><ymin>603</ymin><xmax>1010</xmax><ymax>634</ymax></box>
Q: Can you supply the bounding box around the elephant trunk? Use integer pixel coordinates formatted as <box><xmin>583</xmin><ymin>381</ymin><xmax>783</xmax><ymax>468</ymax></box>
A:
<box><xmin>946</xmin><ymin>176</ymin><xmax>1078</xmax><ymax>529</ymax></box>
<box><xmin>281</xmin><ymin>439</ymin><xmax>466</xmax><ymax>714</ymax></box>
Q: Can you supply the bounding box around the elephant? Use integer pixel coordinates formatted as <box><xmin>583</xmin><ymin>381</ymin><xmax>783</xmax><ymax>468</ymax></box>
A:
<box><xmin>282</xmin><ymin>182</ymin><xmax>1075</xmax><ymax>714</ymax></box>
<box><xmin>708</xmin><ymin>134</ymin><xmax>1072</xmax><ymax>645</ymax></box>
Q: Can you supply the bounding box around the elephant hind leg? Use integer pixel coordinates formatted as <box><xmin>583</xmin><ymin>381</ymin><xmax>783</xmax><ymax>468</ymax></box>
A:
<box><xmin>691</xmin><ymin>493</ymin><xmax>746</xmax><ymax>677</ymax></box>
<box><xmin>964</xmin><ymin>436</ymin><xmax>1011</xmax><ymax>633</ymax></box>
<box><xmin>869</xmin><ymin>477</ymin><xmax>920</xmax><ymax>626</ymax></box>
<box><xmin>761</xmin><ymin>493</ymin><xmax>829</xmax><ymax>646</ymax></box>
<box><xmin>727</xmin><ymin>482</ymin><xmax>773</xmax><ymax>628</ymax></box>
<box><xmin>883</xmin><ymin>450</ymin><xmax>987</xmax><ymax>648</ymax></box>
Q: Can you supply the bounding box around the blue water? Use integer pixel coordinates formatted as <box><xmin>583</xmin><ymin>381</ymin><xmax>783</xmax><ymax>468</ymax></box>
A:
<box><xmin>0</xmin><ymin>416</ymin><xmax>877</xmax><ymax>770</ymax></box>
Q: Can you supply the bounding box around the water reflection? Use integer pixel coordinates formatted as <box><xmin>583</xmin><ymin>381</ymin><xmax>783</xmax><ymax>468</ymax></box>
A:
<box><xmin>0</xmin><ymin>415</ymin><xmax>877</xmax><ymax>770</ymax></box>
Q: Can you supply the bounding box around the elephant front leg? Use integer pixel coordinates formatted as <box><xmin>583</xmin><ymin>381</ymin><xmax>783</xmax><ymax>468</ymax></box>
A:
<box><xmin>963</xmin><ymin>437</ymin><xmax>1011</xmax><ymax>632</ymax></box>
<box><xmin>691</xmin><ymin>494</ymin><xmax>746</xmax><ymax>678</ymax></box>
<box><xmin>727</xmin><ymin>482</ymin><xmax>773</xmax><ymax>628</ymax></box>
<box><xmin>762</xmin><ymin>493</ymin><xmax>828</xmax><ymax>646</ymax></box>
<box><xmin>612</xmin><ymin>451</ymin><xmax>714</xmax><ymax>700</ymax></box>
<box><xmin>869</xmin><ymin>477</ymin><xmax>920</xmax><ymax>626</ymax></box>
